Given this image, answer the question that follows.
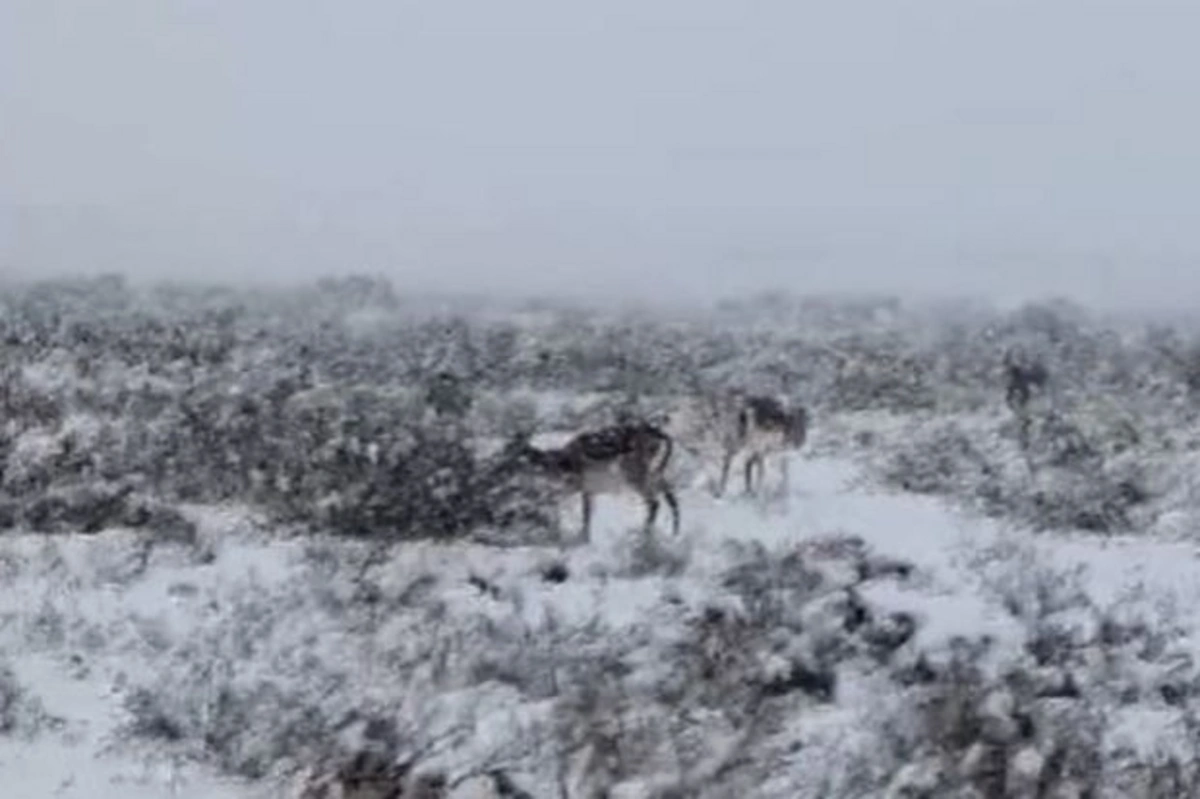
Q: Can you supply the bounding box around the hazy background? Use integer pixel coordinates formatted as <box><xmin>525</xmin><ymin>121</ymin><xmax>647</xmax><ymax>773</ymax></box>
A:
<box><xmin>4</xmin><ymin>0</ymin><xmax>1200</xmax><ymax>308</ymax></box>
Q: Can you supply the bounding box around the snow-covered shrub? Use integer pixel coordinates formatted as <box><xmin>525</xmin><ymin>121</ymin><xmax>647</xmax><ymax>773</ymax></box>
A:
<box><xmin>308</xmin><ymin>425</ymin><xmax>490</xmax><ymax>540</ymax></box>
<box><xmin>827</xmin><ymin>345</ymin><xmax>938</xmax><ymax>413</ymax></box>
<box><xmin>877</xmin><ymin>420</ymin><xmax>1000</xmax><ymax>496</ymax></box>
<box><xmin>653</xmin><ymin>537</ymin><xmax>915</xmax><ymax>736</ymax></box>
<box><xmin>881</xmin><ymin>639</ymin><xmax>1108</xmax><ymax>798</ymax></box>
<box><xmin>611</xmin><ymin>529</ymin><xmax>692</xmax><ymax>578</ymax></box>
<box><xmin>875</xmin><ymin>411</ymin><xmax>1155</xmax><ymax>534</ymax></box>
<box><xmin>296</xmin><ymin>748</ymin><xmax>448</xmax><ymax>799</ymax></box>
<box><xmin>0</xmin><ymin>368</ymin><xmax>64</xmax><ymax>433</ymax></box>
<box><xmin>1008</xmin><ymin>411</ymin><xmax>1155</xmax><ymax>534</ymax></box>
<box><xmin>468</xmin><ymin>391</ymin><xmax>539</xmax><ymax>439</ymax></box>
<box><xmin>868</xmin><ymin>548</ymin><xmax>1200</xmax><ymax>798</ymax></box>
<box><xmin>112</xmin><ymin>528</ymin><xmax>920</xmax><ymax>796</ymax></box>
<box><xmin>0</xmin><ymin>662</ymin><xmax>56</xmax><ymax>739</ymax></box>
<box><xmin>0</xmin><ymin>663</ymin><xmax>27</xmax><ymax>735</ymax></box>
<box><xmin>470</xmin><ymin>466</ymin><xmax>562</xmax><ymax>545</ymax></box>
<box><xmin>21</xmin><ymin>481</ymin><xmax>138</xmax><ymax>534</ymax></box>
<box><xmin>1018</xmin><ymin>462</ymin><xmax>1151</xmax><ymax>534</ymax></box>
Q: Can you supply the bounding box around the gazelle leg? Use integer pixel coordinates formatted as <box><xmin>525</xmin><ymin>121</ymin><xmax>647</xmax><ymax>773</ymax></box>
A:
<box><xmin>662</xmin><ymin>484</ymin><xmax>680</xmax><ymax>535</ymax></box>
<box><xmin>744</xmin><ymin>453</ymin><xmax>759</xmax><ymax>495</ymax></box>
<box><xmin>581</xmin><ymin>492</ymin><xmax>593</xmax><ymax>544</ymax></box>
<box><xmin>717</xmin><ymin>449</ymin><xmax>734</xmax><ymax>497</ymax></box>
<box><xmin>643</xmin><ymin>490</ymin><xmax>660</xmax><ymax>533</ymax></box>
<box><xmin>779</xmin><ymin>452</ymin><xmax>791</xmax><ymax>497</ymax></box>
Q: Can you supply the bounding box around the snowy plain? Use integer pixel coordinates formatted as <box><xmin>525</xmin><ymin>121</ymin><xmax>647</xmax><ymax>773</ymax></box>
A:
<box><xmin>3</xmin><ymin>407</ymin><xmax>1199</xmax><ymax>798</ymax></box>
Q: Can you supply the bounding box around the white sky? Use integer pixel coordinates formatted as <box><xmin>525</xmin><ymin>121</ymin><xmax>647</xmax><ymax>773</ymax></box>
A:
<box><xmin>4</xmin><ymin>0</ymin><xmax>1200</xmax><ymax>307</ymax></box>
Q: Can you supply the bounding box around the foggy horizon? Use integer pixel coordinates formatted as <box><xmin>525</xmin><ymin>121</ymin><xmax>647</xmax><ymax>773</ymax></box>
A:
<box><xmin>6</xmin><ymin>0</ymin><xmax>1200</xmax><ymax>311</ymax></box>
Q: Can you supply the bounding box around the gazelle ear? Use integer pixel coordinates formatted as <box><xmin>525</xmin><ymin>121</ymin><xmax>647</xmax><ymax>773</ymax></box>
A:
<box><xmin>643</xmin><ymin>410</ymin><xmax>668</xmax><ymax>427</ymax></box>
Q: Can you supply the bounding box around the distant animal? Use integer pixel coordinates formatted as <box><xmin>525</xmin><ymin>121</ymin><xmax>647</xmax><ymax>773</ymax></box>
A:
<box><xmin>501</xmin><ymin>422</ymin><xmax>680</xmax><ymax>542</ymax></box>
<box><xmin>424</xmin><ymin>371</ymin><xmax>473</xmax><ymax>420</ymax></box>
<box><xmin>1002</xmin><ymin>349</ymin><xmax>1049</xmax><ymax>414</ymax></box>
<box><xmin>711</xmin><ymin>391</ymin><xmax>809</xmax><ymax>497</ymax></box>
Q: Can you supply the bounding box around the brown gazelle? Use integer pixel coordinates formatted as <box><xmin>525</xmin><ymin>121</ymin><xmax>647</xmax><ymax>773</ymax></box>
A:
<box><xmin>713</xmin><ymin>392</ymin><xmax>809</xmax><ymax>497</ymax></box>
<box><xmin>504</xmin><ymin>422</ymin><xmax>680</xmax><ymax>542</ymax></box>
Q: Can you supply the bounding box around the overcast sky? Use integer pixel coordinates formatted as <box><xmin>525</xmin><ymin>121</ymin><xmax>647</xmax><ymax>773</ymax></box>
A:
<box><xmin>4</xmin><ymin>0</ymin><xmax>1200</xmax><ymax>307</ymax></box>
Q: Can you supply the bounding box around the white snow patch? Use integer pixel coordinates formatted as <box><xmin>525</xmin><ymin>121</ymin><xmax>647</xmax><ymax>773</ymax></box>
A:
<box><xmin>4</xmin><ymin>445</ymin><xmax>1200</xmax><ymax>795</ymax></box>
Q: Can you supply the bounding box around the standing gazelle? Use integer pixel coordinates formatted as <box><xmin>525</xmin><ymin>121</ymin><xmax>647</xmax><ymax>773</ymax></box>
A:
<box><xmin>502</xmin><ymin>422</ymin><xmax>680</xmax><ymax>542</ymax></box>
<box><xmin>714</xmin><ymin>392</ymin><xmax>809</xmax><ymax>497</ymax></box>
<box><xmin>1002</xmin><ymin>347</ymin><xmax>1050</xmax><ymax>415</ymax></box>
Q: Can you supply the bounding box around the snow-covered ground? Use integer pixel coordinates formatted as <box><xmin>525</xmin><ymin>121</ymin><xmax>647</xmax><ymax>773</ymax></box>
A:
<box><xmin>5</xmin><ymin>427</ymin><xmax>1200</xmax><ymax>797</ymax></box>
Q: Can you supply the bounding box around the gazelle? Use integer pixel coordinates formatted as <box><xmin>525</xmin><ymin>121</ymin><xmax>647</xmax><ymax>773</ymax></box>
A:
<box><xmin>712</xmin><ymin>391</ymin><xmax>809</xmax><ymax>498</ymax></box>
<box><xmin>502</xmin><ymin>422</ymin><xmax>680</xmax><ymax>542</ymax></box>
<box><xmin>1002</xmin><ymin>347</ymin><xmax>1050</xmax><ymax>415</ymax></box>
<box><xmin>1002</xmin><ymin>347</ymin><xmax>1050</xmax><ymax>474</ymax></box>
